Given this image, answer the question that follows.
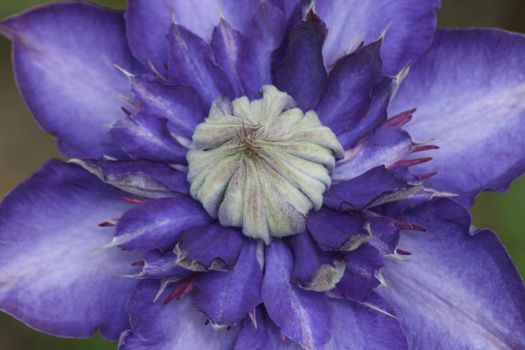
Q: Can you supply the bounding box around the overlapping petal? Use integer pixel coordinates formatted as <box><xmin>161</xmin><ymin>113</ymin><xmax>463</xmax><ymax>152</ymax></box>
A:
<box><xmin>391</xmin><ymin>29</ymin><xmax>525</xmax><ymax>203</ymax></box>
<box><xmin>0</xmin><ymin>3</ymin><xmax>140</xmax><ymax>158</ymax></box>
<box><xmin>0</xmin><ymin>160</ymin><xmax>138</xmax><ymax>340</ymax></box>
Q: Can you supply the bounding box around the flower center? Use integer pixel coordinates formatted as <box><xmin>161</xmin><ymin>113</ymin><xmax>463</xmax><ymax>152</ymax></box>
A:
<box><xmin>187</xmin><ymin>86</ymin><xmax>344</xmax><ymax>243</ymax></box>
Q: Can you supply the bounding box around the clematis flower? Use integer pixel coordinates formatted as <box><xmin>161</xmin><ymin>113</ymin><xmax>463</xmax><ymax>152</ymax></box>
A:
<box><xmin>1</xmin><ymin>0</ymin><xmax>525</xmax><ymax>349</ymax></box>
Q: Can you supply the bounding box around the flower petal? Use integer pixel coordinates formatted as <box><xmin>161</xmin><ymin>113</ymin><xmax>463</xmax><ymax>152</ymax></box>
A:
<box><xmin>119</xmin><ymin>280</ymin><xmax>239</xmax><ymax>350</ymax></box>
<box><xmin>333</xmin><ymin>126</ymin><xmax>413</xmax><ymax>181</ymax></box>
<box><xmin>168</xmin><ymin>24</ymin><xmax>233</xmax><ymax>105</ymax></box>
<box><xmin>0</xmin><ymin>160</ymin><xmax>138</xmax><ymax>340</ymax></box>
<box><xmin>324</xmin><ymin>166</ymin><xmax>409</xmax><ymax>210</ymax></box>
<box><xmin>176</xmin><ymin>223</ymin><xmax>244</xmax><ymax>271</ymax></box>
<box><xmin>193</xmin><ymin>241</ymin><xmax>263</xmax><ymax>326</ymax></box>
<box><xmin>378</xmin><ymin>199</ymin><xmax>525</xmax><ymax>349</ymax></box>
<box><xmin>324</xmin><ymin>296</ymin><xmax>407</xmax><ymax>349</ymax></box>
<box><xmin>0</xmin><ymin>3</ymin><xmax>139</xmax><ymax>158</ymax></box>
<box><xmin>111</xmin><ymin>112</ymin><xmax>188</xmax><ymax>164</ymax></box>
<box><xmin>391</xmin><ymin>29</ymin><xmax>525</xmax><ymax>203</ymax></box>
<box><xmin>112</xmin><ymin>196</ymin><xmax>213</xmax><ymax>252</ymax></box>
<box><xmin>273</xmin><ymin>12</ymin><xmax>328</xmax><ymax>111</ymax></box>
<box><xmin>262</xmin><ymin>240</ymin><xmax>332</xmax><ymax>349</ymax></box>
<box><xmin>316</xmin><ymin>40</ymin><xmax>383</xmax><ymax>135</ymax></box>
<box><xmin>316</xmin><ymin>0</ymin><xmax>440</xmax><ymax>75</ymax></box>
<box><xmin>307</xmin><ymin>208</ymin><xmax>367</xmax><ymax>251</ymax></box>
<box><xmin>70</xmin><ymin>159</ymin><xmax>189</xmax><ymax>198</ymax></box>
<box><xmin>239</xmin><ymin>2</ymin><xmax>287</xmax><ymax>99</ymax></box>
<box><xmin>129</xmin><ymin>74</ymin><xmax>205</xmax><ymax>138</ymax></box>
<box><xmin>125</xmin><ymin>0</ymin><xmax>261</xmax><ymax>73</ymax></box>
<box><xmin>234</xmin><ymin>308</ymin><xmax>301</xmax><ymax>349</ymax></box>
<box><xmin>137</xmin><ymin>251</ymin><xmax>190</xmax><ymax>280</ymax></box>
<box><xmin>288</xmin><ymin>232</ymin><xmax>345</xmax><ymax>292</ymax></box>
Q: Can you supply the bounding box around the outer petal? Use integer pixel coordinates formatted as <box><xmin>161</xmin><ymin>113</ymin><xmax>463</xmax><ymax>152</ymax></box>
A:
<box><xmin>193</xmin><ymin>241</ymin><xmax>263</xmax><ymax>326</ymax></box>
<box><xmin>0</xmin><ymin>160</ymin><xmax>138</xmax><ymax>340</ymax></box>
<box><xmin>391</xmin><ymin>29</ymin><xmax>525</xmax><ymax>203</ymax></box>
<box><xmin>316</xmin><ymin>0</ymin><xmax>440</xmax><ymax>75</ymax></box>
<box><xmin>119</xmin><ymin>280</ymin><xmax>239</xmax><ymax>350</ymax></box>
<box><xmin>112</xmin><ymin>196</ymin><xmax>213</xmax><ymax>252</ymax></box>
<box><xmin>0</xmin><ymin>3</ymin><xmax>139</xmax><ymax>158</ymax></box>
<box><xmin>378</xmin><ymin>199</ymin><xmax>525</xmax><ymax>349</ymax></box>
<box><xmin>262</xmin><ymin>240</ymin><xmax>332</xmax><ymax>349</ymax></box>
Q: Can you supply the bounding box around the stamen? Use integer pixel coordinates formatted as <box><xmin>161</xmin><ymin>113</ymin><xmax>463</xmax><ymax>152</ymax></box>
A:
<box><xmin>411</xmin><ymin>144</ymin><xmax>440</xmax><ymax>153</ymax></box>
<box><xmin>384</xmin><ymin>108</ymin><xmax>416</xmax><ymax>128</ymax></box>
<box><xmin>122</xmin><ymin>196</ymin><xmax>146</xmax><ymax>205</ymax></box>
<box><xmin>163</xmin><ymin>277</ymin><xmax>194</xmax><ymax>304</ymax></box>
<box><xmin>394</xmin><ymin>220</ymin><xmax>427</xmax><ymax>232</ymax></box>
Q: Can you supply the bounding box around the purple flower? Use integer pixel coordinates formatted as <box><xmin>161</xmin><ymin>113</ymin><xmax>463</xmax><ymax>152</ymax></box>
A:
<box><xmin>0</xmin><ymin>0</ymin><xmax>524</xmax><ymax>349</ymax></box>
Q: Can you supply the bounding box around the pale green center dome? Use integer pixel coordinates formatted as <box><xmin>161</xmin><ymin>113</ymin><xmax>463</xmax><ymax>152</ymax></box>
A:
<box><xmin>187</xmin><ymin>86</ymin><xmax>344</xmax><ymax>243</ymax></box>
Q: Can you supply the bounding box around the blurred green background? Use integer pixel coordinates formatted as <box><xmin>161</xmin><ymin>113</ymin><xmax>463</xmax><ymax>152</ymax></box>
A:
<box><xmin>0</xmin><ymin>0</ymin><xmax>524</xmax><ymax>349</ymax></box>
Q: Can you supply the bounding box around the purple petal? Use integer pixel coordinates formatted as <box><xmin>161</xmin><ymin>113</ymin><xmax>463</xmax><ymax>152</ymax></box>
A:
<box><xmin>176</xmin><ymin>223</ymin><xmax>244</xmax><ymax>271</ymax></box>
<box><xmin>288</xmin><ymin>232</ymin><xmax>344</xmax><ymax>291</ymax></box>
<box><xmin>129</xmin><ymin>74</ymin><xmax>205</xmax><ymax>138</ymax></box>
<box><xmin>119</xmin><ymin>280</ymin><xmax>239</xmax><ymax>350</ymax></box>
<box><xmin>338</xmin><ymin>244</ymin><xmax>382</xmax><ymax>302</ymax></box>
<box><xmin>112</xmin><ymin>196</ymin><xmax>213</xmax><ymax>252</ymax></box>
<box><xmin>71</xmin><ymin>159</ymin><xmax>189</xmax><ymax>198</ymax></box>
<box><xmin>211</xmin><ymin>20</ymin><xmax>247</xmax><ymax>97</ymax></box>
<box><xmin>273</xmin><ymin>12</ymin><xmax>327</xmax><ymax>111</ymax></box>
<box><xmin>234</xmin><ymin>308</ymin><xmax>301</xmax><ymax>349</ymax></box>
<box><xmin>0</xmin><ymin>3</ymin><xmax>140</xmax><ymax>158</ymax></box>
<box><xmin>316</xmin><ymin>0</ymin><xmax>440</xmax><ymax>75</ymax></box>
<box><xmin>111</xmin><ymin>112</ymin><xmax>188</xmax><ymax>164</ymax></box>
<box><xmin>240</xmin><ymin>2</ymin><xmax>287</xmax><ymax>99</ymax></box>
<box><xmin>325</xmin><ymin>297</ymin><xmax>407</xmax><ymax>349</ymax></box>
<box><xmin>138</xmin><ymin>251</ymin><xmax>190</xmax><ymax>280</ymax></box>
<box><xmin>391</xmin><ymin>29</ymin><xmax>525</xmax><ymax>203</ymax></box>
<box><xmin>378</xmin><ymin>199</ymin><xmax>525</xmax><ymax>348</ymax></box>
<box><xmin>193</xmin><ymin>241</ymin><xmax>262</xmax><ymax>326</ymax></box>
<box><xmin>336</xmin><ymin>77</ymin><xmax>395</xmax><ymax>150</ymax></box>
<box><xmin>307</xmin><ymin>208</ymin><xmax>367</xmax><ymax>251</ymax></box>
<box><xmin>324</xmin><ymin>166</ymin><xmax>408</xmax><ymax>210</ymax></box>
<box><xmin>316</xmin><ymin>40</ymin><xmax>383</xmax><ymax>135</ymax></box>
<box><xmin>125</xmin><ymin>0</ymin><xmax>261</xmax><ymax>74</ymax></box>
<box><xmin>168</xmin><ymin>24</ymin><xmax>233</xmax><ymax>105</ymax></box>
<box><xmin>0</xmin><ymin>160</ymin><xmax>138</xmax><ymax>340</ymax></box>
<box><xmin>262</xmin><ymin>240</ymin><xmax>332</xmax><ymax>349</ymax></box>
<box><xmin>333</xmin><ymin>126</ymin><xmax>413</xmax><ymax>181</ymax></box>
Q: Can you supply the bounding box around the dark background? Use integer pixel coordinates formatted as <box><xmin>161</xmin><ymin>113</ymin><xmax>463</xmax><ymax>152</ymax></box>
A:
<box><xmin>0</xmin><ymin>1</ymin><xmax>524</xmax><ymax>349</ymax></box>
